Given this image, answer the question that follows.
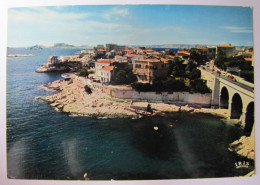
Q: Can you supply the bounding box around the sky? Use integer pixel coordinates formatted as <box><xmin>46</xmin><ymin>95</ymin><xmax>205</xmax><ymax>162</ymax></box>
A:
<box><xmin>7</xmin><ymin>5</ymin><xmax>253</xmax><ymax>47</ymax></box>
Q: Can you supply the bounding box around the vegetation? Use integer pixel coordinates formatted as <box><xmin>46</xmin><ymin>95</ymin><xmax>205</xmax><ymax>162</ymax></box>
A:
<box><xmin>189</xmin><ymin>48</ymin><xmax>208</xmax><ymax>65</ymax></box>
<box><xmin>132</xmin><ymin>57</ymin><xmax>211</xmax><ymax>93</ymax></box>
<box><xmin>78</xmin><ymin>67</ymin><xmax>89</xmax><ymax>77</ymax></box>
<box><xmin>215</xmin><ymin>54</ymin><xmax>254</xmax><ymax>83</ymax></box>
<box><xmin>84</xmin><ymin>85</ymin><xmax>92</xmax><ymax>94</ymax></box>
<box><xmin>111</xmin><ymin>62</ymin><xmax>137</xmax><ymax>85</ymax></box>
<box><xmin>79</xmin><ymin>53</ymin><xmax>86</xmax><ymax>58</ymax></box>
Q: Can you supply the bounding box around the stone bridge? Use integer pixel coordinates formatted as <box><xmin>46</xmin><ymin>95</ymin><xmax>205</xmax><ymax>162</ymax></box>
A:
<box><xmin>201</xmin><ymin>69</ymin><xmax>255</xmax><ymax>136</ymax></box>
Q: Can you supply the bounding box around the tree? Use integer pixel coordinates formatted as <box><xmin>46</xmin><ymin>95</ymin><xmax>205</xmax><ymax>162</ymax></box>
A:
<box><xmin>189</xmin><ymin>49</ymin><xmax>202</xmax><ymax>63</ymax></box>
<box><xmin>214</xmin><ymin>50</ymin><xmax>226</xmax><ymax>70</ymax></box>
<box><xmin>189</xmin><ymin>68</ymin><xmax>201</xmax><ymax>79</ymax></box>
<box><xmin>78</xmin><ymin>67</ymin><xmax>89</xmax><ymax>77</ymax></box>
<box><xmin>190</xmin><ymin>79</ymin><xmax>211</xmax><ymax>93</ymax></box>
<box><xmin>113</xmin><ymin>70</ymin><xmax>128</xmax><ymax>84</ymax></box>
<box><xmin>84</xmin><ymin>85</ymin><xmax>92</xmax><ymax>94</ymax></box>
<box><xmin>111</xmin><ymin>62</ymin><xmax>137</xmax><ymax>85</ymax></box>
<box><xmin>172</xmin><ymin>57</ymin><xmax>185</xmax><ymax>77</ymax></box>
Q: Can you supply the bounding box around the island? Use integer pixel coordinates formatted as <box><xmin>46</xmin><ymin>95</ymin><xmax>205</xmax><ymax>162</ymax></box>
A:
<box><xmin>8</xmin><ymin>54</ymin><xmax>36</xmax><ymax>57</ymax></box>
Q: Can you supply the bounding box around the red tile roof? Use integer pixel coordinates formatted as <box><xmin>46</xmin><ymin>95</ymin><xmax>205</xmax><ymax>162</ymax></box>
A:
<box><xmin>101</xmin><ymin>66</ymin><xmax>114</xmax><ymax>71</ymax></box>
<box><xmin>177</xmin><ymin>50</ymin><xmax>190</xmax><ymax>55</ymax></box>
<box><xmin>96</xmin><ymin>60</ymin><xmax>114</xmax><ymax>64</ymax></box>
<box><xmin>152</xmin><ymin>51</ymin><xmax>161</xmax><ymax>55</ymax></box>
<box><xmin>218</xmin><ymin>44</ymin><xmax>234</xmax><ymax>48</ymax></box>
<box><xmin>195</xmin><ymin>46</ymin><xmax>208</xmax><ymax>50</ymax></box>
<box><xmin>244</xmin><ymin>58</ymin><xmax>253</xmax><ymax>61</ymax></box>
<box><xmin>160</xmin><ymin>58</ymin><xmax>170</xmax><ymax>63</ymax></box>
<box><xmin>97</xmin><ymin>49</ymin><xmax>106</xmax><ymax>52</ymax></box>
<box><xmin>144</xmin><ymin>49</ymin><xmax>154</xmax><ymax>52</ymax></box>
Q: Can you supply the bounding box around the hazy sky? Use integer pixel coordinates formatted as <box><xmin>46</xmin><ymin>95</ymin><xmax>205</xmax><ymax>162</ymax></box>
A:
<box><xmin>7</xmin><ymin>5</ymin><xmax>253</xmax><ymax>47</ymax></box>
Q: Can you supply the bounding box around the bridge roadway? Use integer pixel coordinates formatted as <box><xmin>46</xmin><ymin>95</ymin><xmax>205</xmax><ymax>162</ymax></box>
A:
<box><xmin>201</xmin><ymin>66</ymin><xmax>255</xmax><ymax>136</ymax></box>
<box><xmin>218</xmin><ymin>75</ymin><xmax>254</xmax><ymax>92</ymax></box>
<box><xmin>203</xmin><ymin>66</ymin><xmax>254</xmax><ymax>93</ymax></box>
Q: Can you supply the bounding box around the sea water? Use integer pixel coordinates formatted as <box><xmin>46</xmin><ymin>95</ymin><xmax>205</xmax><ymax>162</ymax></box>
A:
<box><xmin>6</xmin><ymin>48</ymin><xmax>254</xmax><ymax>180</ymax></box>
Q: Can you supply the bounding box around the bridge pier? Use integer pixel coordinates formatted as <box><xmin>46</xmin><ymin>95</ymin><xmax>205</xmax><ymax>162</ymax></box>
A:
<box><xmin>200</xmin><ymin>68</ymin><xmax>254</xmax><ymax>136</ymax></box>
<box><xmin>211</xmin><ymin>78</ymin><xmax>220</xmax><ymax>108</ymax></box>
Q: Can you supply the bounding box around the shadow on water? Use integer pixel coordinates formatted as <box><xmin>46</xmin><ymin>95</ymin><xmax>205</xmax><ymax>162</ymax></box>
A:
<box><xmin>131</xmin><ymin>116</ymin><xmax>180</xmax><ymax>160</ymax></box>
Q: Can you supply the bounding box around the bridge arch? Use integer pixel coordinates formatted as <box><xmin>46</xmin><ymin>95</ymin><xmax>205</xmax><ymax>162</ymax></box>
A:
<box><xmin>230</xmin><ymin>93</ymin><xmax>243</xmax><ymax>119</ymax></box>
<box><xmin>220</xmin><ymin>86</ymin><xmax>229</xmax><ymax>109</ymax></box>
<box><xmin>244</xmin><ymin>102</ymin><xmax>254</xmax><ymax>136</ymax></box>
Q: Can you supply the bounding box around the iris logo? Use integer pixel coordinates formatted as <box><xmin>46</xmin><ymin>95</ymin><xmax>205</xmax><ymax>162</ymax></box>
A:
<box><xmin>235</xmin><ymin>161</ymin><xmax>250</xmax><ymax>169</ymax></box>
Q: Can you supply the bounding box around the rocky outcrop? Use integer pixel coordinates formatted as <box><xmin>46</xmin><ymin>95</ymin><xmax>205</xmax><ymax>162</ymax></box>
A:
<box><xmin>36</xmin><ymin>75</ymin><xmax>234</xmax><ymax>119</ymax></box>
<box><xmin>229</xmin><ymin>136</ymin><xmax>255</xmax><ymax>160</ymax></box>
<box><xmin>8</xmin><ymin>54</ymin><xmax>36</xmax><ymax>57</ymax></box>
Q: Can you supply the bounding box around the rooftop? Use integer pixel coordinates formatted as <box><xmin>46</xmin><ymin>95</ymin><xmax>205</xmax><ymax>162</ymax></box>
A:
<box><xmin>96</xmin><ymin>60</ymin><xmax>114</xmax><ymax>64</ymax></box>
<box><xmin>177</xmin><ymin>50</ymin><xmax>190</xmax><ymax>55</ymax></box>
<box><xmin>195</xmin><ymin>46</ymin><xmax>208</xmax><ymax>50</ymax></box>
<box><xmin>218</xmin><ymin>44</ymin><xmax>234</xmax><ymax>48</ymax></box>
<box><xmin>97</xmin><ymin>49</ymin><xmax>106</xmax><ymax>52</ymax></box>
<box><xmin>101</xmin><ymin>66</ymin><xmax>114</xmax><ymax>71</ymax></box>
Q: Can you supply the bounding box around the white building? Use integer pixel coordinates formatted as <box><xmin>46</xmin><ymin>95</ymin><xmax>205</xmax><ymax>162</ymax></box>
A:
<box><xmin>99</xmin><ymin>66</ymin><xmax>115</xmax><ymax>83</ymax></box>
<box><xmin>95</xmin><ymin>59</ymin><xmax>114</xmax><ymax>78</ymax></box>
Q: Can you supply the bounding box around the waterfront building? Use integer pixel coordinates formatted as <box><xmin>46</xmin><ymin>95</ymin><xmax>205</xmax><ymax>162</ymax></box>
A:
<box><xmin>133</xmin><ymin>59</ymin><xmax>168</xmax><ymax>83</ymax></box>
<box><xmin>99</xmin><ymin>66</ymin><xmax>115</xmax><ymax>83</ymax></box>
<box><xmin>95</xmin><ymin>59</ymin><xmax>114</xmax><ymax>78</ymax></box>
<box><xmin>217</xmin><ymin>44</ymin><xmax>235</xmax><ymax>58</ymax></box>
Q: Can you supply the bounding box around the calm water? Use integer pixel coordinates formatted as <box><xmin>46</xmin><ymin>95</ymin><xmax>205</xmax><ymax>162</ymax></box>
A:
<box><xmin>6</xmin><ymin>48</ymin><xmax>253</xmax><ymax>180</ymax></box>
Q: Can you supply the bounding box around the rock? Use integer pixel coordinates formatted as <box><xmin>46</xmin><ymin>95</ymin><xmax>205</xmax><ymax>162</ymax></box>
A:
<box><xmin>229</xmin><ymin>136</ymin><xmax>255</xmax><ymax>160</ymax></box>
<box><xmin>153</xmin><ymin>126</ymin><xmax>159</xmax><ymax>131</ymax></box>
<box><xmin>50</xmin><ymin>102</ymin><xmax>59</xmax><ymax>107</ymax></box>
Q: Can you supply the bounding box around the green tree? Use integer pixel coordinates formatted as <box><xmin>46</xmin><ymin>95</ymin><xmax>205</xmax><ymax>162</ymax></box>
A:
<box><xmin>78</xmin><ymin>67</ymin><xmax>89</xmax><ymax>77</ymax></box>
<box><xmin>189</xmin><ymin>68</ymin><xmax>201</xmax><ymax>79</ymax></box>
<box><xmin>84</xmin><ymin>85</ymin><xmax>92</xmax><ymax>94</ymax></box>
<box><xmin>214</xmin><ymin>50</ymin><xmax>226</xmax><ymax>70</ymax></box>
<box><xmin>189</xmin><ymin>49</ymin><xmax>202</xmax><ymax>63</ymax></box>
<box><xmin>190</xmin><ymin>79</ymin><xmax>211</xmax><ymax>93</ymax></box>
<box><xmin>172</xmin><ymin>57</ymin><xmax>185</xmax><ymax>77</ymax></box>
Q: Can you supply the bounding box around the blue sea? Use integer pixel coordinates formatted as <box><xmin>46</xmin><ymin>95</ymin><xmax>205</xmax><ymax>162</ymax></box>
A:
<box><xmin>6</xmin><ymin>48</ymin><xmax>254</xmax><ymax>180</ymax></box>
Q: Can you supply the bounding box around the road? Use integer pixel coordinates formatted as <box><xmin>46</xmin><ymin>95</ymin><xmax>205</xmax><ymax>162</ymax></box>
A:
<box><xmin>201</xmin><ymin>61</ymin><xmax>254</xmax><ymax>93</ymax></box>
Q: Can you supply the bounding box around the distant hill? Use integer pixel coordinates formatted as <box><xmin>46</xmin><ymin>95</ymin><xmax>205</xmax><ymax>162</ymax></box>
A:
<box><xmin>27</xmin><ymin>45</ymin><xmax>46</xmax><ymax>50</ymax></box>
<box><xmin>53</xmin><ymin>43</ymin><xmax>75</xmax><ymax>48</ymax></box>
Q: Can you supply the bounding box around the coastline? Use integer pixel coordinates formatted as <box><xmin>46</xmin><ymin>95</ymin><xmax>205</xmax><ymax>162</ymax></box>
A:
<box><xmin>7</xmin><ymin>54</ymin><xmax>36</xmax><ymax>57</ymax></box>
<box><xmin>35</xmin><ymin>74</ymin><xmax>255</xmax><ymax>173</ymax></box>
<box><xmin>36</xmin><ymin>75</ymin><xmax>230</xmax><ymax>119</ymax></box>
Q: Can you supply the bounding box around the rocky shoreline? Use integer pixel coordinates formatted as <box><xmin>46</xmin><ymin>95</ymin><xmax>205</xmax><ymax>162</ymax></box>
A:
<box><xmin>36</xmin><ymin>76</ymin><xmax>255</xmax><ymax>168</ymax></box>
<box><xmin>229</xmin><ymin>136</ymin><xmax>255</xmax><ymax>160</ymax></box>
<box><xmin>35</xmin><ymin>76</ymin><xmax>230</xmax><ymax>119</ymax></box>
